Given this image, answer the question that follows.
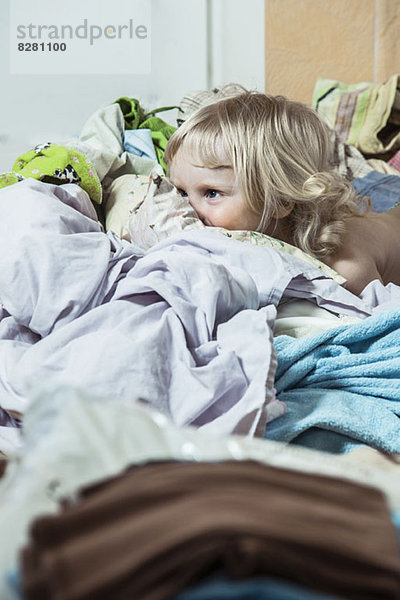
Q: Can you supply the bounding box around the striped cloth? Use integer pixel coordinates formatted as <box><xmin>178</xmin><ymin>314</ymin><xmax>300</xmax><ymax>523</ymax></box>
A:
<box><xmin>388</xmin><ymin>149</ymin><xmax>400</xmax><ymax>173</ymax></box>
<box><xmin>312</xmin><ymin>74</ymin><xmax>400</xmax><ymax>159</ymax></box>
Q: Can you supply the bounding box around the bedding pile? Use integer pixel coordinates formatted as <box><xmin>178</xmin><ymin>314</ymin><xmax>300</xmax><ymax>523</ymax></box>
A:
<box><xmin>1</xmin><ymin>388</ymin><xmax>400</xmax><ymax>600</ymax></box>
<box><xmin>1</xmin><ymin>80</ymin><xmax>400</xmax><ymax>600</ymax></box>
<box><xmin>1</xmin><ymin>87</ymin><xmax>400</xmax><ymax>455</ymax></box>
<box><xmin>0</xmin><ymin>176</ymin><xmax>380</xmax><ymax>455</ymax></box>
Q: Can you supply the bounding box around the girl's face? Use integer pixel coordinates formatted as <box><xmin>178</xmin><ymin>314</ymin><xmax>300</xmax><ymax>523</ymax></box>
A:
<box><xmin>169</xmin><ymin>149</ymin><xmax>260</xmax><ymax>231</ymax></box>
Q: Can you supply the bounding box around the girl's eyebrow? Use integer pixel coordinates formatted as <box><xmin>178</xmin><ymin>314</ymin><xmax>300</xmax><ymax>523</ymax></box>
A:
<box><xmin>191</xmin><ymin>164</ymin><xmax>232</xmax><ymax>172</ymax></box>
<box><xmin>170</xmin><ymin>176</ymin><xmax>234</xmax><ymax>188</ymax></box>
<box><xmin>198</xmin><ymin>182</ymin><xmax>234</xmax><ymax>190</ymax></box>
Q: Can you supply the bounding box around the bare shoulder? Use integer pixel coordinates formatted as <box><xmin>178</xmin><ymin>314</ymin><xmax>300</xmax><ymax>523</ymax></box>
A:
<box><xmin>322</xmin><ymin>210</ymin><xmax>400</xmax><ymax>295</ymax></box>
<box><xmin>327</xmin><ymin>254</ymin><xmax>381</xmax><ymax>296</ymax></box>
<box><xmin>323</xmin><ymin>214</ymin><xmax>383</xmax><ymax>296</ymax></box>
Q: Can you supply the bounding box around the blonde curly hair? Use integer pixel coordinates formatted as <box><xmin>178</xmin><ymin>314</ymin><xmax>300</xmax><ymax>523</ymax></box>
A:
<box><xmin>165</xmin><ymin>91</ymin><xmax>370</xmax><ymax>259</ymax></box>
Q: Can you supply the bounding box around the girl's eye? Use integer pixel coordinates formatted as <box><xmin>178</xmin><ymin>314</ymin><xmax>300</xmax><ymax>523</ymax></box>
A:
<box><xmin>178</xmin><ymin>189</ymin><xmax>188</xmax><ymax>198</ymax></box>
<box><xmin>206</xmin><ymin>190</ymin><xmax>221</xmax><ymax>199</ymax></box>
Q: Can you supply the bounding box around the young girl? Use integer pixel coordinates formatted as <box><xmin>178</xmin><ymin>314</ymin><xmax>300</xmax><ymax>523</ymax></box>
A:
<box><xmin>164</xmin><ymin>91</ymin><xmax>400</xmax><ymax>296</ymax></box>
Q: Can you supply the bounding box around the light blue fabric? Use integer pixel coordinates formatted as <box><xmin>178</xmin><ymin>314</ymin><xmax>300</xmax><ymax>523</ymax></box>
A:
<box><xmin>5</xmin><ymin>570</ymin><xmax>22</xmax><ymax>600</ymax></box>
<box><xmin>173</xmin><ymin>574</ymin><xmax>342</xmax><ymax>600</ymax></box>
<box><xmin>123</xmin><ymin>128</ymin><xmax>157</xmax><ymax>160</ymax></box>
<box><xmin>352</xmin><ymin>171</ymin><xmax>400</xmax><ymax>212</ymax></box>
<box><xmin>266</xmin><ymin>307</ymin><xmax>400</xmax><ymax>453</ymax></box>
<box><xmin>8</xmin><ymin>571</ymin><xmax>343</xmax><ymax>600</ymax></box>
<box><xmin>392</xmin><ymin>512</ymin><xmax>400</xmax><ymax>548</ymax></box>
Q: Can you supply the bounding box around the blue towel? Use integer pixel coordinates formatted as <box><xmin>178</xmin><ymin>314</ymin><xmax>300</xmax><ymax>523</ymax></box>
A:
<box><xmin>392</xmin><ymin>512</ymin><xmax>400</xmax><ymax>548</ymax></box>
<box><xmin>265</xmin><ymin>308</ymin><xmax>400</xmax><ymax>453</ymax></box>
<box><xmin>173</xmin><ymin>574</ymin><xmax>341</xmax><ymax>600</ymax></box>
<box><xmin>5</xmin><ymin>569</ymin><xmax>22</xmax><ymax>600</ymax></box>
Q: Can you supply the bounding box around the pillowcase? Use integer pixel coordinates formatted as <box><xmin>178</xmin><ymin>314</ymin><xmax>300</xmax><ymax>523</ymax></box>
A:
<box><xmin>105</xmin><ymin>171</ymin><xmax>345</xmax><ymax>284</ymax></box>
<box><xmin>105</xmin><ymin>174</ymin><xmax>150</xmax><ymax>240</ymax></box>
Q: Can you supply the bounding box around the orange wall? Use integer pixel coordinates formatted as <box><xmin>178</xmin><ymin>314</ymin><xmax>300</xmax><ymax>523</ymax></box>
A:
<box><xmin>265</xmin><ymin>0</ymin><xmax>400</xmax><ymax>103</ymax></box>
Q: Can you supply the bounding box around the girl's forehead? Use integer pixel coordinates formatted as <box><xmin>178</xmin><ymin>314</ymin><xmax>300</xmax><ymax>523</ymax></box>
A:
<box><xmin>169</xmin><ymin>153</ymin><xmax>238</xmax><ymax>192</ymax></box>
<box><xmin>176</xmin><ymin>139</ymin><xmax>232</xmax><ymax>170</ymax></box>
<box><xmin>172</xmin><ymin>150</ymin><xmax>232</xmax><ymax>175</ymax></box>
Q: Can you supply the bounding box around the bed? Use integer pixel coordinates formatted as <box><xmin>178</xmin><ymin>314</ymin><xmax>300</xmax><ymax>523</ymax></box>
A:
<box><xmin>0</xmin><ymin>78</ymin><xmax>400</xmax><ymax>600</ymax></box>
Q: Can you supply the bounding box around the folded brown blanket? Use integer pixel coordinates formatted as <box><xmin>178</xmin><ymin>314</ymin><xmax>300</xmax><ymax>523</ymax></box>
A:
<box><xmin>21</xmin><ymin>460</ymin><xmax>400</xmax><ymax>600</ymax></box>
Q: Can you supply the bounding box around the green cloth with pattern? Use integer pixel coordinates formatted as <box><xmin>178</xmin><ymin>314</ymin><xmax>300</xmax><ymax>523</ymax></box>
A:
<box><xmin>0</xmin><ymin>142</ymin><xmax>102</xmax><ymax>204</ymax></box>
<box><xmin>114</xmin><ymin>97</ymin><xmax>177</xmax><ymax>172</ymax></box>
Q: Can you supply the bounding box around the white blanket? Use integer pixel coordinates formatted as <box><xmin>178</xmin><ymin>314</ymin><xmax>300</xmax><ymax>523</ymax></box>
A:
<box><xmin>0</xmin><ymin>179</ymin><xmax>372</xmax><ymax>453</ymax></box>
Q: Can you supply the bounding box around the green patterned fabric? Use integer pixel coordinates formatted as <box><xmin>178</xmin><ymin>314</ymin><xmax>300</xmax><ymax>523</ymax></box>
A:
<box><xmin>0</xmin><ymin>172</ymin><xmax>22</xmax><ymax>189</ymax></box>
<box><xmin>0</xmin><ymin>142</ymin><xmax>102</xmax><ymax>204</ymax></box>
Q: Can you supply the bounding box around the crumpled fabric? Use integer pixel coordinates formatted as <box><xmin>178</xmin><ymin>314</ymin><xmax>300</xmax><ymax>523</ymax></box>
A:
<box><xmin>267</xmin><ymin>307</ymin><xmax>400</xmax><ymax>453</ymax></box>
<box><xmin>63</xmin><ymin>103</ymin><xmax>163</xmax><ymax>194</ymax></box>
